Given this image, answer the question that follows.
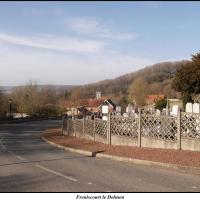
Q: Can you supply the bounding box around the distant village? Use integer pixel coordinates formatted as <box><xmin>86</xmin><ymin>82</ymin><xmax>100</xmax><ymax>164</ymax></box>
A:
<box><xmin>63</xmin><ymin>91</ymin><xmax>200</xmax><ymax>120</ymax></box>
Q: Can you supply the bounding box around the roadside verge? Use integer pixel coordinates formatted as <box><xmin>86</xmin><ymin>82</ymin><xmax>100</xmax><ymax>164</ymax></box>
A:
<box><xmin>42</xmin><ymin>128</ymin><xmax>200</xmax><ymax>175</ymax></box>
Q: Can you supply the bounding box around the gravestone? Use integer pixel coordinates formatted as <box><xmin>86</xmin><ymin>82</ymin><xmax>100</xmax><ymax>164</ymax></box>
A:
<box><xmin>116</xmin><ymin>106</ymin><xmax>121</xmax><ymax>113</ymax></box>
<box><xmin>102</xmin><ymin>105</ymin><xmax>109</xmax><ymax>121</ymax></box>
<box><xmin>126</xmin><ymin>103</ymin><xmax>133</xmax><ymax>113</ymax></box>
<box><xmin>102</xmin><ymin>105</ymin><xmax>109</xmax><ymax>114</ymax></box>
<box><xmin>156</xmin><ymin>109</ymin><xmax>161</xmax><ymax>116</ymax></box>
<box><xmin>193</xmin><ymin>103</ymin><xmax>200</xmax><ymax>114</ymax></box>
<box><xmin>170</xmin><ymin>105</ymin><xmax>179</xmax><ymax>116</ymax></box>
<box><xmin>186</xmin><ymin>103</ymin><xmax>193</xmax><ymax>113</ymax></box>
<box><xmin>102</xmin><ymin>116</ymin><xmax>108</xmax><ymax>121</ymax></box>
<box><xmin>123</xmin><ymin>113</ymin><xmax>129</xmax><ymax>118</ymax></box>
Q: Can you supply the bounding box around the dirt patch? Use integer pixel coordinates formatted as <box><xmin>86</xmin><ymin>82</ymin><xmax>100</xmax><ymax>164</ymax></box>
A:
<box><xmin>43</xmin><ymin>128</ymin><xmax>200</xmax><ymax>168</ymax></box>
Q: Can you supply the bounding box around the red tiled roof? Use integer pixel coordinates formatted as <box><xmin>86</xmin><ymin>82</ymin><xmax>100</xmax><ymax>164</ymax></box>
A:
<box><xmin>80</xmin><ymin>98</ymin><xmax>105</xmax><ymax>107</ymax></box>
<box><xmin>146</xmin><ymin>94</ymin><xmax>164</xmax><ymax>104</ymax></box>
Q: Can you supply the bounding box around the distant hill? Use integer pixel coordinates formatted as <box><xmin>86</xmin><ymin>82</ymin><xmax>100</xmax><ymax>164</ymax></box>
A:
<box><xmin>76</xmin><ymin>60</ymin><xmax>189</xmax><ymax>100</ymax></box>
<box><xmin>0</xmin><ymin>84</ymin><xmax>80</xmax><ymax>93</ymax></box>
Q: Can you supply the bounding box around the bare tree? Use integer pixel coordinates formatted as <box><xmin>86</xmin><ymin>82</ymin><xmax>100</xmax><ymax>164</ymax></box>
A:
<box><xmin>128</xmin><ymin>77</ymin><xmax>147</xmax><ymax>107</ymax></box>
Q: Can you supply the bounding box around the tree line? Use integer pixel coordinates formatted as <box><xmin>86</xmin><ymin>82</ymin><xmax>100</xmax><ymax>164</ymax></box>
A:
<box><xmin>0</xmin><ymin>81</ymin><xmax>68</xmax><ymax>119</ymax></box>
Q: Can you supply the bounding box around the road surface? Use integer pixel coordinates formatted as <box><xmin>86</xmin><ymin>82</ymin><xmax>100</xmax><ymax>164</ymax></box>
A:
<box><xmin>0</xmin><ymin>120</ymin><xmax>200</xmax><ymax>192</ymax></box>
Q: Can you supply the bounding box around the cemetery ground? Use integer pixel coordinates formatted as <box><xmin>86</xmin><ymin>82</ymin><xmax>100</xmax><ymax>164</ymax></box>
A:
<box><xmin>43</xmin><ymin>128</ymin><xmax>200</xmax><ymax>170</ymax></box>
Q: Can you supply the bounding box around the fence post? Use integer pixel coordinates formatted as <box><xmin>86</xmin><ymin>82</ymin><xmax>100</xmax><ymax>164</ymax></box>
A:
<box><xmin>94</xmin><ymin>118</ymin><xmax>96</xmax><ymax>141</ymax></box>
<box><xmin>67</xmin><ymin>117</ymin><xmax>69</xmax><ymax>135</ymax></box>
<box><xmin>107</xmin><ymin>113</ymin><xmax>111</xmax><ymax>145</ymax></box>
<box><xmin>71</xmin><ymin>115</ymin><xmax>73</xmax><ymax>137</ymax></box>
<box><xmin>73</xmin><ymin>115</ymin><xmax>76</xmax><ymax>138</ymax></box>
<box><xmin>62</xmin><ymin>115</ymin><xmax>65</xmax><ymax>135</ymax></box>
<box><xmin>83</xmin><ymin>115</ymin><xmax>85</xmax><ymax>138</ymax></box>
<box><xmin>177</xmin><ymin>108</ymin><xmax>181</xmax><ymax>150</ymax></box>
<box><xmin>138</xmin><ymin>109</ymin><xmax>142</xmax><ymax>147</ymax></box>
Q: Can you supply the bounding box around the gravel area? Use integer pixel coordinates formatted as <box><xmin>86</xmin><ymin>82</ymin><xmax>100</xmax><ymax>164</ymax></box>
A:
<box><xmin>43</xmin><ymin>128</ymin><xmax>200</xmax><ymax>168</ymax></box>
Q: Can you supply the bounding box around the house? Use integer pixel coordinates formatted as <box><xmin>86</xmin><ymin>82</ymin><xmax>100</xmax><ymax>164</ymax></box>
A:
<box><xmin>79</xmin><ymin>98</ymin><xmax>105</xmax><ymax>113</ymax></box>
<box><xmin>99</xmin><ymin>99</ymin><xmax>116</xmax><ymax>113</ymax></box>
<box><xmin>64</xmin><ymin>90</ymin><xmax>117</xmax><ymax>116</ymax></box>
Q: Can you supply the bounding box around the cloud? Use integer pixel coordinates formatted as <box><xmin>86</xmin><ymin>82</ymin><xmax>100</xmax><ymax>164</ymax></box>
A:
<box><xmin>63</xmin><ymin>17</ymin><xmax>136</xmax><ymax>40</ymax></box>
<box><xmin>0</xmin><ymin>44</ymin><xmax>155</xmax><ymax>86</ymax></box>
<box><xmin>65</xmin><ymin>18</ymin><xmax>105</xmax><ymax>34</ymax></box>
<box><xmin>0</xmin><ymin>32</ymin><xmax>106</xmax><ymax>54</ymax></box>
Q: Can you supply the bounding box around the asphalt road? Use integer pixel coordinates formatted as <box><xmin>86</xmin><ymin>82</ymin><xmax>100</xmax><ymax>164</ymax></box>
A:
<box><xmin>1</xmin><ymin>120</ymin><xmax>200</xmax><ymax>192</ymax></box>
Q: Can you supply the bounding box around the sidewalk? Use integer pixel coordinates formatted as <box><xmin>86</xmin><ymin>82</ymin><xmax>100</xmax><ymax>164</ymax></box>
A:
<box><xmin>43</xmin><ymin>128</ymin><xmax>200</xmax><ymax>168</ymax></box>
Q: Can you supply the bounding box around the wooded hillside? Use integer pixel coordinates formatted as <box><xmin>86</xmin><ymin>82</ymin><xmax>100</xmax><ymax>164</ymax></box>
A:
<box><xmin>70</xmin><ymin>60</ymin><xmax>189</xmax><ymax>106</ymax></box>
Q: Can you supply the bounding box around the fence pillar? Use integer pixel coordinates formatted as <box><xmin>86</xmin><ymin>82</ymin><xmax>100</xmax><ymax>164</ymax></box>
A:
<box><xmin>138</xmin><ymin>109</ymin><xmax>142</xmax><ymax>147</ymax></box>
<box><xmin>177</xmin><ymin>108</ymin><xmax>181</xmax><ymax>150</ymax></box>
<box><xmin>62</xmin><ymin>115</ymin><xmax>68</xmax><ymax>135</ymax></box>
<box><xmin>67</xmin><ymin>117</ymin><xmax>69</xmax><ymax>135</ymax></box>
<box><xmin>74</xmin><ymin>115</ymin><xmax>76</xmax><ymax>138</ymax></box>
<box><xmin>83</xmin><ymin>116</ymin><xmax>85</xmax><ymax>138</ymax></box>
<box><xmin>62</xmin><ymin>115</ymin><xmax>65</xmax><ymax>135</ymax></box>
<box><xmin>107</xmin><ymin>113</ymin><xmax>111</xmax><ymax>145</ymax></box>
<box><xmin>94</xmin><ymin>118</ymin><xmax>96</xmax><ymax>141</ymax></box>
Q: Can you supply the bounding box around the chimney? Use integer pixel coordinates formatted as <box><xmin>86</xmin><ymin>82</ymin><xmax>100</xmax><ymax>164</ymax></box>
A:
<box><xmin>96</xmin><ymin>91</ymin><xmax>101</xmax><ymax>99</ymax></box>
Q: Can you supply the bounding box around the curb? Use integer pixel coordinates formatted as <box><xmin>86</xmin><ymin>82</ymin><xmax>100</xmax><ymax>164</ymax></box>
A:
<box><xmin>41</xmin><ymin>136</ymin><xmax>200</xmax><ymax>175</ymax></box>
<box><xmin>42</xmin><ymin>136</ymin><xmax>93</xmax><ymax>157</ymax></box>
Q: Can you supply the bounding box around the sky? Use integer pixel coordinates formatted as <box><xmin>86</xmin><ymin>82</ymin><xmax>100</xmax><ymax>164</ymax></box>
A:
<box><xmin>0</xmin><ymin>1</ymin><xmax>200</xmax><ymax>86</ymax></box>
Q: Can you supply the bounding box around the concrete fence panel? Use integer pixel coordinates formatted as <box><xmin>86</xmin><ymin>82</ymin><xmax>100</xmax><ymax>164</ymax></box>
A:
<box><xmin>63</xmin><ymin>111</ymin><xmax>200</xmax><ymax>152</ymax></box>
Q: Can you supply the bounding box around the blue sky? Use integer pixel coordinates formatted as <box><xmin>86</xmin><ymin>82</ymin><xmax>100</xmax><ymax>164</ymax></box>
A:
<box><xmin>0</xmin><ymin>1</ymin><xmax>200</xmax><ymax>86</ymax></box>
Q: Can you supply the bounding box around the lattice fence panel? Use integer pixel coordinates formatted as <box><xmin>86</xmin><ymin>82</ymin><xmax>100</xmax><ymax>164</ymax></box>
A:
<box><xmin>95</xmin><ymin>118</ymin><xmax>107</xmax><ymax>138</ymax></box>
<box><xmin>181</xmin><ymin>112</ymin><xmax>200</xmax><ymax>139</ymax></box>
<box><xmin>74</xmin><ymin>119</ymin><xmax>83</xmax><ymax>135</ymax></box>
<box><xmin>141</xmin><ymin>114</ymin><xmax>177</xmax><ymax>141</ymax></box>
<box><xmin>84</xmin><ymin>119</ymin><xmax>94</xmax><ymax>136</ymax></box>
<box><xmin>110</xmin><ymin>116</ymin><xmax>138</xmax><ymax>138</ymax></box>
<box><xmin>68</xmin><ymin>119</ymin><xmax>75</xmax><ymax>136</ymax></box>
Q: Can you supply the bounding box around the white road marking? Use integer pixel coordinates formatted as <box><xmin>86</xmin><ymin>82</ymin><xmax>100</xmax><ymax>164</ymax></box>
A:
<box><xmin>192</xmin><ymin>186</ymin><xmax>198</xmax><ymax>189</ymax></box>
<box><xmin>0</xmin><ymin>138</ymin><xmax>27</xmax><ymax>160</ymax></box>
<box><xmin>6</xmin><ymin>150</ymin><xmax>28</xmax><ymax>161</ymax></box>
<box><xmin>35</xmin><ymin>164</ymin><xmax>78</xmax><ymax>182</ymax></box>
<box><xmin>0</xmin><ymin>138</ymin><xmax>6</xmax><ymax>149</ymax></box>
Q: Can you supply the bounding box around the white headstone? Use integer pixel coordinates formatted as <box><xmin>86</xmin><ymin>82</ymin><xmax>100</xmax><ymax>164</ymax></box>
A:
<box><xmin>123</xmin><ymin>113</ymin><xmax>129</xmax><ymax>118</ymax></box>
<box><xmin>116</xmin><ymin>106</ymin><xmax>121</xmax><ymax>113</ymax></box>
<box><xmin>170</xmin><ymin>105</ymin><xmax>179</xmax><ymax>116</ymax></box>
<box><xmin>102</xmin><ymin>105</ymin><xmax>109</xmax><ymax>114</ymax></box>
<box><xmin>186</xmin><ymin>103</ymin><xmax>193</xmax><ymax>113</ymax></box>
<box><xmin>102</xmin><ymin>116</ymin><xmax>108</xmax><ymax>121</ymax></box>
<box><xmin>193</xmin><ymin>103</ymin><xmax>200</xmax><ymax>114</ymax></box>
<box><xmin>127</xmin><ymin>103</ymin><xmax>133</xmax><ymax>113</ymax></box>
<box><xmin>156</xmin><ymin>109</ymin><xmax>161</xmax><ymax>116</ymax></box>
